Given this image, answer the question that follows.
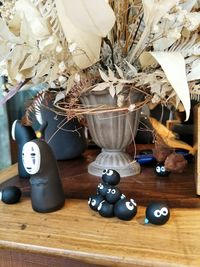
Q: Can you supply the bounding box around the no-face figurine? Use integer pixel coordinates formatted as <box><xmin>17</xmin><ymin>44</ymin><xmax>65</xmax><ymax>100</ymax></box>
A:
<box><xmin>22</xmin><ymin>139</ymin><xmax>65</xmax><ymax>213</ymax></box>
<box><xmin>12</xmin><ymin>120</ymin><xmax>36</xmax><ymax>178</ymax></box>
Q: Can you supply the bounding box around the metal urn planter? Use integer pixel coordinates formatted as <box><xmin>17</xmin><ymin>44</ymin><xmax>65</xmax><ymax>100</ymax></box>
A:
<box><xmin>81</xmin><ymin>89</ymin><xmax>143</xmax><ymax>177</ymax></box>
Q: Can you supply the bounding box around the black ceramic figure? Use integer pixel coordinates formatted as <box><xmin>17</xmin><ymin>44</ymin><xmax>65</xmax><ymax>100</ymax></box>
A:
<box><xmin>0</xmin><ymin>186</ymin><xmax>22</xmax><ymax>204</ymax></box>
<box><xmin>145</xmin><ymin>202</ymin><xmax>170</xmax><ymax>225</ymax></box>
<box><xmin>105</xmin><ymin>186</ymin><xmax>121</xmax><ymax>204</ymax></box>
<box><xmin>155</xmin><ymin>162</ymin><xmax>170</xmax><ymax>177</ymax></box>
<box><xmin>39</xmin><ymin>101</ymin><xmax>87</xmax><ymax>160</ymax></box>
<box><xmin>102</xmin><ymin>169</ymin><xmax>120</xmax><ymax>185</ymax></box>
<box><xmin>88</xmin><ymin>194</ymin><xmax>104</xmax><ymax>211</ymax></box>
<box><xmin>97</xmin><ymin>200</ymin><xmax>114</xmax><ymax>218</ymax></box>
<box><xmin>114</xmin><ymin>198</ymin><xmax>137</xmax><ymax>221</ymax></box>
<box><xmin>22</xmin><ymin>139</ymin><xmax>65</xmax><ymax>213</ymax></box>
<box><xmin>11</xmin><ymin>120</ymin><xmax>36</xmax><ymax>178</ymax></box>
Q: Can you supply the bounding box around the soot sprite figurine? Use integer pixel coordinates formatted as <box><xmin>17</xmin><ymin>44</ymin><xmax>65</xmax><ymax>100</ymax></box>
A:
<box><xmin>11</xmin><ymin>120</ymin><xmax>36</xmax><ymax>178</ymax></box>
<box><xmin>102</xmin><ymin>169</ymin><xmax>120</xmax><ymax>185</ymax></box>
<box><xmin>0</xmin><ymin>186</ymin><xmax>22</xmax><ymax>204</ymax></box>
<box><xmin>22</xmin><ymin>139</ymin><xmax>65</xmax><ymax>213</ymax></box>
<box><xmin>155</xmin><ymin>162</ymin><xmax>170</xmax><ymax>177</ymax></box>
<box><xmin>114</xmin><ymin>198</ymin><xmax>137</xmax><ymax>221</ymax></box>
<box><xmin>97</xmin><ymin>200</ymin><xmax>114</xmax><ymax>218</ymax></box>
<box><xmin>145</xmin><ymin>202</ymin><xmax>170</xmax><ymax>225</ymax></box>
<box><xmin>105</xmin><ymin>186</ymin><xmax>121</xmax><ymax>204</ymax></box>
<box><xmin>97</xmin><ymin>182</ymin><xmax>110</xmax><ymax>197</ymax></box>
<box><xmin>88</xmin><ymin>194</ymin><xmax>104</xmax><ymax>211</ymax></box>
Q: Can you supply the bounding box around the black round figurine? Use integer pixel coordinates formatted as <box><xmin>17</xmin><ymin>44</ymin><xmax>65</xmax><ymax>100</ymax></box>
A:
<box><xmin>0</xmin><ymin>186</ymin><xmax>21</xmax><ymax>204</ymax></box>
<box><xmin>22</xmin><ymin>139</ymin><xmax>65</xmax><ymax>213</ymax></box>
<box><xmin>97</xmin><ymin>182</ymin><xmax>110</xmax><ymax>197</ymax></box>
<box><xmin>155</xmin><ymin>162</ymin><xmax>170</xmax><ymax>177</ymax></box>
<box><xmin>145</xmin><ymin>202</ymin><xmax>170</xmax><ymax>225</ymax></box>
<box><xmin>102</xmin><ymin>169</ymin><xmax>120</xmax><ymax>186</ymax></box>
<box><xmin>97</xmin><ymin>200</ymin><xmax>114</xmax><ymax>218</ymax></box>
<box><xmin>105</xmin><ymin>186</ymin><xmax>121</xmax><ymax>204</ymax></box>
<box><xmin>11</xmin><ymin>120</ymin><xmax>36</xmax><ymax>178</ymax></box>
<box><xmin>88</xmin><ymin>194</ymin><xmax>104</xmax><ymax>211</ymax></box>
<box><xmin>114</xmin><ymin>198</ymin><xmax>137</xmax><ymax>221</ymax></box>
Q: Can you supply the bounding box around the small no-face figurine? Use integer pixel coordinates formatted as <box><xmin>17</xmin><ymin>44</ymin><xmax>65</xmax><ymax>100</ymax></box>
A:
<box><xmin>22</xmin><ymin>139</ymin><xmax>65</xmax><ymax>213</ymax></box>
<box><xmin>12</xmin><ymin>120</ymin><xmax>36</xmax><ymax>178</ymax></box>
<box><xmin>97</xmin><ymin>182</ymin><xmax>110</xmax><ymax>197</ymax></box>
<box><xmin>105</xmin><ymin>186</ymin><xmax>121</xmax><ymax>204</ymax></box>
<box><xmin>155</xmin><ymin>162</ymin><xmax>170</xmax><ymax>177</ymax></box>
<box><xmin>145</xmin><ymin>202</ymin><xmax>170</xmax><ymax>225</ymax></box>
<box><xmin>114</xmin><ymin>198</ymin><xmax>137</xmax><ymax>221</ymax></box>
<box><xmin>102</xmin><ymin>169</ymin><xmax>120</xmax><ymax>186</ymax></box>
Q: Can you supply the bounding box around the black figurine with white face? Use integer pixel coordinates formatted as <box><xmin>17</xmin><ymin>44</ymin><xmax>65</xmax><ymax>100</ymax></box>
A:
<box><xmin>22</xmin><ymin>139</ymin><xmax>65</xmax><ymax>213</ymax></box>
<box><xmin>145</xmin><ymin>202</ymin><xmax>170</xmax><ymax>225</ymax></box>
<box><xmin>155</xmin><ymin>163</ymin><xmax>170</xmax><ymax>177</ymax></box>
<box><xmin>114</xmin><ymin>198</ymin><xmax>137</xmax><ymax>221</ymax></box>
<box><xmin>102</xmin><ymin>169</ymin><xmax>120</xmax><ymax>186</ymax></box>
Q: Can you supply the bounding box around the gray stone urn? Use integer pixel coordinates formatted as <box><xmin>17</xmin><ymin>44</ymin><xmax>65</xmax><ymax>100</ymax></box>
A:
<box><xmin>80</xmin><ymin>89</ymin><xmax>143</xmax><ymax>177</ymax></box>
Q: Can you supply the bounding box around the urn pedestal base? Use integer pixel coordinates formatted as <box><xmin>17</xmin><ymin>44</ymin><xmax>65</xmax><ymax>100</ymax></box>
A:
<box><xmin>88</xmin><ymin>149</ymin><xmax>141</xmax><ymax>177</ymax></box>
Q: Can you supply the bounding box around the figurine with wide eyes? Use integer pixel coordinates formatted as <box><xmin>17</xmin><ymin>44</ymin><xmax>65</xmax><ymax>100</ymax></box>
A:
<box><xmin>145</xmin><ymin>202</ymin><xmax>170</xmax><ymax>225</ymax></box>
<box><xmin>105</xmin><ymin>186</ymin><xmax>121</xmax><ymax>204</ymax></box>
<box><xmin>88</xmin><ymin>194</ymin><xmax>104</xmax><ymax>211</ymax></box>
<box><xmin>97</xmin><ymin>182</ymin><xmax>110</xmax><ymax>197</ymax></box>
<box><xmin>102</xmin><ymin>169</ymin><xmax>120</xmax><ymax>186</ymax></box>
<box><xmin>155</xmin><ymin>163</ymin><xmax>170</xmax><ymax>177</ymax></box>
<box><xmin>114</xmin><ymin>198</ymin><xmax>137</xmax><ymax>221</ymax></box>
<box><xmin>11</xmin><ymin>120</ymin><xmax>36</xmax><ymax>178</ymax></box>
<box><xmin>22</xmin><ymin>139</ymin><xmax>65</xmax><ymax>213</ymax></box>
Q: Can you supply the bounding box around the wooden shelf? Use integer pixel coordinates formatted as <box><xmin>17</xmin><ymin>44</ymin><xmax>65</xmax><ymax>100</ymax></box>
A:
<box><xmin>0</xmin><ymin>149</ymin><xmax>200</xmax><ymax>267</ymax></box>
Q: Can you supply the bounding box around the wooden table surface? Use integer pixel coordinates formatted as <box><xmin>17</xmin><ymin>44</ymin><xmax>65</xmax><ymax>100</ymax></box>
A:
<box><xmin>0</xmin><ymin>149</ymin><xmax>200</xmax><ymax>267</ymax></box>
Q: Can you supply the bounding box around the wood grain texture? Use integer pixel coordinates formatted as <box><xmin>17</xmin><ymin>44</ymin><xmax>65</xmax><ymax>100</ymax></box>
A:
<box><xmin>0</xmin><ymin>148</ymin><xmax>200</xmax><ymax>267</ymax></box>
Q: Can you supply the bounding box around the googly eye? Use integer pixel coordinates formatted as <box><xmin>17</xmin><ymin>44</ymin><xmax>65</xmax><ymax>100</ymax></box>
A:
<box><xmin>161</xmin><ymin>207</ymin><xmax>168</xmax><ymax>216</ymax></box>
<box><xmin>88</xmin><ymin>198</ymin><xmax>91</xmax><ymax>204</ymax></box>
<box><xmin>102</xmin><ymin>169</ymin><xmax>107</xmax><ymax>174</ymax></box>
<box><xmin>161</xmin><ymin>166</ymin><xmax>166</xmax><ymax>172</ymax></box>
<box><xmin>98</xmin><ymin>183</ymin><xmax>103</xmax><ymax>189</ymax></box>
<box><xmin>97</xmin><ymin>200</ymin><xmax>105</xmax><ymax>211</ymax></box>
<box><xmin>121</xmin><ymin>194</ymin><xmax>126</xmax><ymax>199</ymax></box>
<box><xmin>107</xmin><ymin>188</ymin><xmax>111</xmax><ymax>193</ymax></box>
<box><xmin>125</xmin><ymin>202</ymin><xmax>134</xmax><ymax>211</ymax></box>
<box><xmin>91</xmin><ymin>199</ymin><xmax>96</xmax><ymax>206</ymax></box>
<box><xmin>130</xmin><ymin>199</ymin><xmax>137</xmax><ymax>206</ymax></box>
<box><xmin>107</xmin><ymin>169</ymin><xmax>114</xmax><ymax>176</ymax></box>
<box><xmin>156</xmin><ymin>166</ymin><xmax>161</xmax><ymax>172</ymax></box>
<box><xmin>111</xmin><ymin>189</ymin><xmax>116</xmax><ymax>194</ymax></box>
<box><xmin>154</xmin><ymin>209</ymin><xmax>161</xmax><ymax>218</ymax></box>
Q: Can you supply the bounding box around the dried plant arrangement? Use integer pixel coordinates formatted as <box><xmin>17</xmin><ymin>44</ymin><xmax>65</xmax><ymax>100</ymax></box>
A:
<box><xmin>0</xmin><ymin>0</ymin><xmax>200</xmax><ymax>121</ymax></box>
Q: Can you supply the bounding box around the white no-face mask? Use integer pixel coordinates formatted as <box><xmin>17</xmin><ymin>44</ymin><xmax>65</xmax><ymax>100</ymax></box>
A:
<box><xmin>22</xmin><ymin>142</ymin><xmax>41</xmax><ymax>175</ymax></box>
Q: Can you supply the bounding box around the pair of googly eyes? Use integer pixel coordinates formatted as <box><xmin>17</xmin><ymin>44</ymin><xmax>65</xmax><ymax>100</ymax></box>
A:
<box><xmin>102</xmin><ymin>169</ymin><xmax>114</xmax><ymax>176</ymax></box>
<box><xmin>154</xmin><ymin>207</ymin><xmax>168</xmax><ymax>217</ymax></box>
<box><xmin>125</xmin><ymin>199</ymin><xmax>137</xmax><ymax>211</ymax></box>
<box><xmin>156</xmin><ymin>166</ymin><xmax>166</xmax><ymax>173</ymax></box>
<box><xmin>107</xmin><ymin>188</ymin><xmax>116</xmax><ymax>194</ymax></box>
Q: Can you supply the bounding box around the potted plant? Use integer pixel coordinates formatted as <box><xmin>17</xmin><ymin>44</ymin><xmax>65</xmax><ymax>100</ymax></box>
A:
<box><xmin>0</xmin><ymin>0</ymin><xmax>200</xmax><ymax>176</ymax></box>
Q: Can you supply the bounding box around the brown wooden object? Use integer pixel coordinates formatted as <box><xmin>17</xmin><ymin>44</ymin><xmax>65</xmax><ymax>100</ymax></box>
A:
<box><xmin>0</xmin><ymin>148</ymin><xmax>200</xmax><ymax>267</ymax></box>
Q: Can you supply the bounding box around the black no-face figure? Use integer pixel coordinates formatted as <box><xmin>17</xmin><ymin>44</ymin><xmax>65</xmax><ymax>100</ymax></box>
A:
<box><xmin>22</xmin><ymin>139</ymin><xmax>65</xmax><ymax>213</ymax></box>
<box><xmin>11</xmin><ymin>120</ymin><xmax>36</xmax><ymax>178</ymax></box>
